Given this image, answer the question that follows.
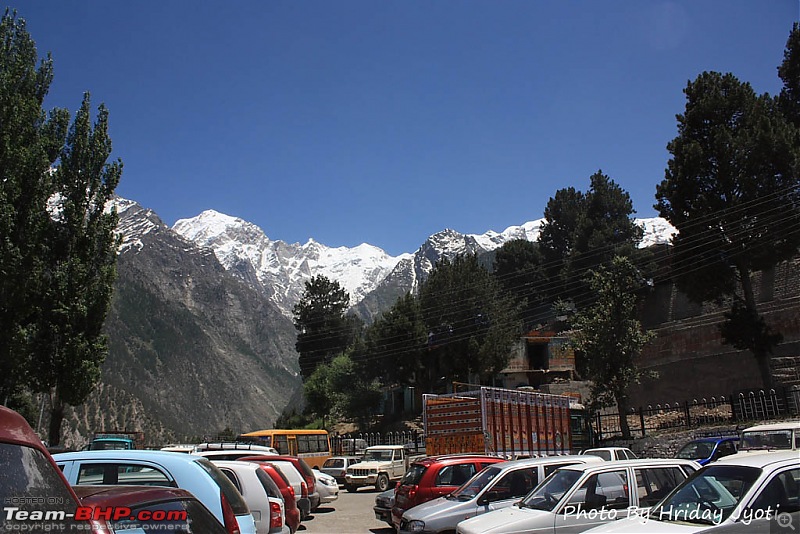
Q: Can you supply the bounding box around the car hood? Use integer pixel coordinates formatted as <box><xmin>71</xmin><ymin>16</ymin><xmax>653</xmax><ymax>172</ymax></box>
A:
<box><xmin>404</xmin><ymin>495</ymin><xmax>463</xmax><ymax>521</ymax></box>
<box><xmin>456</xmin><ymin>505</ymin><xmax>552</xmax><ymax>534</ymax></box>
<box><xmin>581</xmin><ymin>516</ymin><xmax>708</xmax><ymax>533</ymax></box>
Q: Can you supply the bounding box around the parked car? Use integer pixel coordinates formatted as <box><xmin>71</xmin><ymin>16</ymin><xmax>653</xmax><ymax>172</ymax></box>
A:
<box><xmin>0</xmin><ymin>406</ymin><xmax>109</xmax><ymax>533</ymax></box>
<box><xmin>374</xmin><ymin>488</ymin><xmax>396</xmax><ymax>527</ymax></box>
<box><xmin>581</xmin><ymin>447</ymin><xmax>638</xmax><ymax>461</ymax></box>
<box><xmin>582</xmin><ymin>450</ymin><xmax>799</xmax><ymax>533</ymax></box>
<box><xmin>456</xmin><ymin>458</ymin><xmax>700</xmax><ymax>534</ymax></box>
<box><xmin>242</xmin><ymin>454</ymin><xmax>320</xmax><ymax>512</ymax></box>
<box><xmin>314</xmin><ymin>469</ymin><xmax>339</xmax><ymax>505</ymax></box>
<box><xmin>212</xmin><ymin>460</ymin><xmax>290</xmax><ymax>534</ymax></box>
<box><xmin>676</xmin><ymin>437</ymin><xmax>739</xmax><ymax>465</ymax></box>
<box><xmin>739</xmin><ymin>421</ymin><xmax>800</xmax><ymax>451</ymax></box>
<box><xmin>256</xmin><ymin>462</ymin><xmax>302</xmax><ymax>534</ymax></box>
<box><xmin>193</xmin><ymin>441</ymin><xmax>279</xmax><ymax>458</ymax></box>
<box><xmin>398</xmin><ymin>454</ymin><xmax>605</xmax><ymax>534</ymax></box>
<box><xmin>73</xmin><ymin>485</ymin><xmax>228</xmax><ymax>533</ymax></box>
<box><xmin>320</xmin><ymin>455</ymin><xmax>362</xmax><ymax>484</ymax></box>
<box><xmin>53</xmin><ymin>449</ymin><xmax>256</xmax><ymax>534</ymax></box>
<box><xmin>392</xmin><ymin>454</ymin><xmax>506</xmax><ymax>529</ymax></box>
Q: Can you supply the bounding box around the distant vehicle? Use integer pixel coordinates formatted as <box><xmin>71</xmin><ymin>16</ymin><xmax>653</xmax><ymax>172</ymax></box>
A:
<box><xmin>455</xmin><ymin>458</ymin><xmax>699</xmax><ymax>534</ymax></box>
<box><xmin>580</xmin><ymin>447</ymin><xmax>638</xmax><ymax>461</ymax></box>
<box><xmin>739</xmin><ymin>421</ymin><xmax>800</xmax><ymax>451</ymax></box>
<box><xmin>583</xmin><ymin>450</ymin><xmax>799</xmax><ymax>534</ymax></box>
<box><xmin>398</xmin><ymin>454</ymin><xmax>604</xmax><ymax>534</ymax></box>
<box><xmin>73</xmin><ymin>485</ymin><xmax>228</xmax><ymax>534</ymax></box>
<box><xmin>320</xmin><ymin>455</ymin><xmax>362</xmax><ymax>484</ymax></box>
<box><xmin>53</xmin><ymin>449</ymin><xmax>256</xmax><ymax>534</ymax></box>
<box><xmin>676</xmin><ymin>437</ymin><xmax>739</xmax><ymax>465</ymax></box>
<box><xmin>314</xmin><ymin>469</ymin><xmax>339</xmax><ymax>505</ymax></box>
<box><xmin>240</xmin><ymin>454</ymin><xmax>320</xmax><ymax>514</ymax></box>
<box><xmin>345</xmin><ymin>444</ymin><xmax>425</xmax><ymax>492</ymax></box>
<box><xmin>0</xmin><ymin>406</ymin><xmax>109</xmax><ymax>533</ymax></box>
<box><xmin>236</xmin><ymin>429</ymin><xmax>331</xmax><ymax>468</ymax></box>
<box><xmin>248</xmin><ymin>461</ymin><xmax>302</xmax><ymax>533</ymax></box>
<box><xmin>88</xmin><ymin>431</ymin><xmax>144</xmax><ymax>450</ymax></box>
<box><xmin>159</xmin><ymin>443</ymin><xmax>196</xmax><ymax>453</ymax></box>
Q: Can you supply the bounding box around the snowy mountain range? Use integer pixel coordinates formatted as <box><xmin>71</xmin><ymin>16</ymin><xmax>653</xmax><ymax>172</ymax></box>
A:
<box><xmin>164</xmin><ymin>204</ymin><xmax>676</xmax><ymax>320</ymax></box>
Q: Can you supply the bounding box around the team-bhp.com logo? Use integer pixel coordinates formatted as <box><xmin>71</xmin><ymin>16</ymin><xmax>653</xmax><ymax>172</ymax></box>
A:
<box><xmin>4</xmin><ymin>505</ymin><xmax>188</xmax><ymax>530</ymax></box>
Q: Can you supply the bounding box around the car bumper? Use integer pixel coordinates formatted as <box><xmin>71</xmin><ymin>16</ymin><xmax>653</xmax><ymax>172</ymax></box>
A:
<box><xmin>374</xmin><ymin>506</ymin><xmax>392</xmax><ymax>524</ymax></box>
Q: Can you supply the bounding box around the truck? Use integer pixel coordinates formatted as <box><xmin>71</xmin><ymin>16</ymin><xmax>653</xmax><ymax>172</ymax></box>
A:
<box><xmin>344</xmin><ymin>444</ymin><xmax>423</xmax><ymax>492</ymax></box>
<box><xmin>87</xmin><ymin>431</ymin><xmax>145</xmax><ymax>450</ymax></box>
<box><xmin>423</xmin><ymin>386</ymin><xmax>581</xmax><ymax>457</ymax></box>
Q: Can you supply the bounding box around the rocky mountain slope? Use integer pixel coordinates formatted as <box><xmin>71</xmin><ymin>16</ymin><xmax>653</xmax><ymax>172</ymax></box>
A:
<box><xmin>64</xmin><ymin>200</ymin><xmax>301</xmax><ymax>447</ymax></box>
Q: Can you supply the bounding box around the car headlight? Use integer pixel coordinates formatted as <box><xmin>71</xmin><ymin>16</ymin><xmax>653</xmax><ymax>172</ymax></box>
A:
<box><xmin>408</xmin><ymin>520</ymin><xmax>425</xmax><ymax>532</ymax></box>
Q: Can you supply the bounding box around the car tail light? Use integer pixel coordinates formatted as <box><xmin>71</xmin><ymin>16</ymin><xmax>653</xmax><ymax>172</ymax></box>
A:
<box><xmin>300</xmin><ymin>481</ymin><xmax>308</xmax><ymax>499</ymax></box>
<box><xmin>270</xmin><ymin>501</ymin><xmax>283</xmax><ymax>530</ymax></box>
<box><xmin>408</xmin><ymin>485</ymin><xmax>417</xmax><ymax>502</ymax></box>
<box><xmin>220</xmin><ymin>490</ymin><xmax>241</xmax><ymax>534</ymax></box>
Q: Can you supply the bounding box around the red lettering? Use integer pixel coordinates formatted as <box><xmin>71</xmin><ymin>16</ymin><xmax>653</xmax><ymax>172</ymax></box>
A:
<box><xmin>112</xmin><ymin>507</ymin><xmax>131</xmax><ymax>521</ymax></box>
<box><xmin>74</xmin><ymin>507</ymin><xmax>92</xmax><ymax>521</ymax></box>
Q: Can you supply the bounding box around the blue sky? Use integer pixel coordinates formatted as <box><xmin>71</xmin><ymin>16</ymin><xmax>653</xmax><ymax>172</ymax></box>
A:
<box><xmin>15</xmin><ymin>1</ymin><xmax>799</xmax><ymax>256</ymax></box>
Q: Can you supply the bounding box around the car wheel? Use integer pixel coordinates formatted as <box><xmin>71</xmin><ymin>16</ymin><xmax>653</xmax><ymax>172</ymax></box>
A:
<box><xmin>376</xmin><ymin>473</ymin><xmax>390</xmax><ymax>492</ymax></box>
<box><xmin>345</xmin><ymin>483</ymin><xmax>357</xmax><ymax>492</ymax></box>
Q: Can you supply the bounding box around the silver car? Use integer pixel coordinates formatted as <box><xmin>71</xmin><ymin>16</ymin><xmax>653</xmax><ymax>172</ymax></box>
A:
<box><xmin>399</xmin><ymin>455</ymin><xmax>604</xmax><ymax>534</ymax></box>
<box><xmin>456</xmin><ymin>458</ymin><xmax>700</xmax><ymax>534</ymax></box>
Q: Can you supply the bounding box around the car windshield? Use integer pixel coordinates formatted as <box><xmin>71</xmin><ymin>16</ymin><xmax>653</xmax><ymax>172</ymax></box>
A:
<box><xmin>583</xmin><ymin>450</ymin><xmax>612</xmax><ymax>461</ymax></box>
<box><xmin>677</xmin><ymin>441</ymin><xmax>714</xmax><ymax>459</ymax></box>
<box><xmin>449</xmin><ymin>466</ymin><xmax>501</xmax><ymax>501</ymax></box>
<box><xmin>740</xmin><ymin>430</ymin><xmax>793</xmax><ymax>450</ymax></box>
<box><xmin>520</xmin><ymin>469</ymin><xmax>582</xmax><ymax>512</ymax></box>
<box><xmin>649</xmin><ymin>465</ymin><xmax>761</xmax><ymax>526</ymax></box>
<box><xmin>400</xmin><ymin>464</ymin><xmax>427</xmax><ymax>485</ymax></box>
<box><xmin>364</xmin><ymin>450</ymin><xmax>394</xmax><ymax>461</ymax></box>
<box><xmin>323</xmin><ymin>458</ymin><xmax>343</xmax><ymax>469</ymax></box>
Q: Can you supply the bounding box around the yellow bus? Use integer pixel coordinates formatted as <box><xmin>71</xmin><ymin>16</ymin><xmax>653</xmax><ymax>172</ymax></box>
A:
<box><xmin>236</xmin><ymin>429</ymin><xmax>331</xmax><ymax>468</ymax></box>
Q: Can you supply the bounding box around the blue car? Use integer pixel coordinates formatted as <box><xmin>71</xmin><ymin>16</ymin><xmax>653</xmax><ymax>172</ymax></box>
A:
<box><xmin>675</xmin><ymin>436</ymin><xmax>739</xmax><ymax>465</ymax></box>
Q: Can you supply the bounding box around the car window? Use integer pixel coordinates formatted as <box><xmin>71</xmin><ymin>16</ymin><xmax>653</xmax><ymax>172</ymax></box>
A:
<box><xmin>323</xmin><ymin>458</ymin><xmax>343</xmax><ymax>469</ymax></box>
<box><xmin>219</xmin><ymin>468</ymin><xmax>242</xmax><ymax>493</ymax></box>
<box><xmin>635</xmin><ymin>467</ymin><xmax>688</xmax><ymax>507</ymax></box>
<box><xmin>435</xmin><ymin>464</ymin><xmax>476</xmax><ymax>487</ymax></box>
<box><xmin>0</xmin><ymin>443</ymin><xmax>78</xmax><ymax>518</ymax></box>
<box><xmin>76</xmin><ymin>463</ymin><xmax>175</xmax><ymax>486</ymax></box>
<box><xmin>400</xmin><ymin>464</ymin><xmax>427</xmax><ymax>485</ymax></box>
<box><xmin>624</xmin><ymin>450</ymin><xmax>638</xmax><ymax>459</ymax></box>
<box><xmin>195</xmin><ymin>458</ymin><xmax>250</xmax><ymax>515</ymax></box>
<box><xmin>749</xmin><ymin>468</ymin><xmax>800</xmax><ymax>514</ymax></box>
<box><xmin>716</xmin><ymin>441</ymin><xmax>737</xmax><ymax>458</ymax></box>
<box><xmin>255</xmin><ymin>468</ymin><xmax>282</xmax><ymax>499</ymax></box>
<box><xmin>545</xmin><ymin>462</ymin><xmax>581</xmax><ymax>477</ymax></box>
<box><xmin>585</xmin><ymin>450</ymin><xmax>612</xmax><ymax>461</ymax></box>
<box><xmin>565</xmin><ymin>470</ymin><xmax>629</xmax><ymax>510</ymax></box>
<box><xmin>488</xmin><ymin>468</ymin><xmax>538</xmax><ymax>502</ymax></box>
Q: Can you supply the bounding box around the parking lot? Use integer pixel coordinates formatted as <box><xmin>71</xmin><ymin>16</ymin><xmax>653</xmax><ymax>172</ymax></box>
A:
<box><xmin>302</xmin><ymin>486</ymin><xmax>396</xmax><ymax>533</ymax></box>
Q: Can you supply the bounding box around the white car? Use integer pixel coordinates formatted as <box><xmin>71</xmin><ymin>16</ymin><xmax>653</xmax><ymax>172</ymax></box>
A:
<box><xmin>53</xmin><ymin>449</ymin><xmax>257</xmax><ymax>534</ymax></box>
<box><xmin>399</xmin><ymin>455</ymin><xmax>604</xmax><ymax>534</ymax></box>
<box><xmin>581</xmin><ymin>447</ymin><xmax>638</xmax><ymax>461</ymax></box>
<box><xmin>193</xmin><ymin>441</ymin><xmax>280</xmax><ymax>457</ymax></box>
<box><xmin>314</xmin><ymin>469</ymin><xmax>340</xmax><ymax>504</ymax></box>
<box><xmin>213</xmin><ymin>460</ymin><xmax>291</xmax><ymax>534</ymax></box>
<box><xmin>456</xmin><ymin>458</ymin><xmax>699</xmax><ymax>534</ymax></box>
<box><xmin>739</xmin><ymin>422</ymin><xmax>800</xmax><ymax>452</ymax></box>
<box><xmin>582</xmin><ymin>450</ymin><xmax>800</xmax><ymax>534</ymax></box>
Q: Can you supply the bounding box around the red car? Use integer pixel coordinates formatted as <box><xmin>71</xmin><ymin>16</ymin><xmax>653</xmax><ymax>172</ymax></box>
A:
<box><xmin>0</xmin><ymin>405</ymin><xmax>108</xmax><ymax>533</ymax></box>
<box><xmin>391</xmin><ymin>454</ymin><xmax>505</xmax><ymax>530</ymax></box>
<box><xmin>73</xmin><ymin>485</ymin><xmax>229</xmax><ymax>533</ymax></box>
<box><xmin>254</xmin><ymin>462</ymin><xmax>302</xmax><ymax>533</ymax></box>
<box><xmin>241</xmin><ymin>454</ymin><xmax>319</xmax><ymax>511</ymax></box>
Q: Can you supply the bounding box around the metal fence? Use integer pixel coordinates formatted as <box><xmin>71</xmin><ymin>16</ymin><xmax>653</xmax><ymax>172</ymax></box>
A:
<box><xmin>331</xmin><ymin>430</ymin><xmax>425</xmax><ymax>455</ymax></box>
<box><xmin>594</xmin><ymin>386</ymin><xmax>800</xmax><ymax>441</ymax></box>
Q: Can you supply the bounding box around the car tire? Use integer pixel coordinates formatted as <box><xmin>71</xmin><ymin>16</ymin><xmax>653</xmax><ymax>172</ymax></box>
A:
<box><xmin>345</xmin><ymin>483</ymin><xmax>357</xmax><ymax>492</ymax></box>
<box><xmin>376</xmin><ymin>473</ymin><xmax>390</xmax><ymax>492</ymax></box>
